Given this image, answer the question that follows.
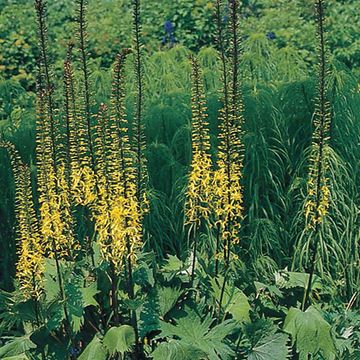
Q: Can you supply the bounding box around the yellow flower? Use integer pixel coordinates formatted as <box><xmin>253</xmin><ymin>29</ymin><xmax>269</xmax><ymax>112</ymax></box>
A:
<box><xmin>185</xmin><ymin>56</ymin><xmax>213</xmax><ymax>228</ymax></box>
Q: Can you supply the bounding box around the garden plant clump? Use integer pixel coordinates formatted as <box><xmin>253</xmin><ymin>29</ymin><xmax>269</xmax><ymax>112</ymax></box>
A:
<box><xmin>0</xmin><ymin>0</ymin><xmax>359</xmax><ymax>359</ymax></box>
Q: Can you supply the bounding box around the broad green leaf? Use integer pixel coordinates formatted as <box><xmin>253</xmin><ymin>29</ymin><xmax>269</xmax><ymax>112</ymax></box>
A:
<box><xmin>103</xmin><ymin>325</ymin><xmax>136</xmax><ymax>356</ymax></box>
<box><xmin>159</xmin><ymin>307</ymin><xmax>236</xmax><ymax>360</ymax></box>
<box><xmin>247</xmin><ymin>333</ymin><xmax>290</xmax><ymax>360</ymax></box>
<box><xmin>162</xmin><ymin>255</ymin><xmax>184</xmax><ymax>273</ymax></box>
<box><xmin>134</xmin><ymin>261</ymin><xmax>155</xmax><ymax>287</ymax></box>
<box><xmin>158</xmin><ymin>286</ymin><xmax>182</xmax><ymax>318</ymax></box>
<box><xmin>275</xmin><ymin>271</ymin><xmax>322</xmax><ymax>290</ymax></box>
<box><xmin>3</xmin><ymin>355</ymin><xmax>30</xmax><ymax>360</ymax></box>
<box><xmin>65</xmin><ymin>273</ymin><xmax>85</xmax><ymax>333</ymax></box>
<box><xmin>0</xmin><ymin>336</ymin><xmax>36</xmax><ymax>357</ymax></box>
<box><xmin>150</xmin><ymin>340</ymin><xmax>205</xmax><ymax>360</ymax></box>
<box><xmin>43</xmin><ymin>259</ymin><xmax>60</xmax><ymax>302</ymax></box>
<box><xmin>80</xmin><ymin>282</ymin><xmax>99</xmax><ymax>308</ymax></box>
<box><xmin>78</xmin><ymin>336</ymin><xmax>107</xmax><ymax>360</ymax></box>
<box><xmin>283</xmin><ymin>306</ymin><xmax>336</xmax><ymax>360</ymax></box>
<box><xmin>211</xmin><ymin>278</ymin><xmax>250</xmax><ymax>322</ymax></box>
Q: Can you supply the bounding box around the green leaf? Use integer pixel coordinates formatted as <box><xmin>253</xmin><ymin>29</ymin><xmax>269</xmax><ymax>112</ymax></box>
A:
<box><xmin>283</xmin><ymin>306</ymin><xmax>336</xmax><ymax>360</ymax></box>
<box><xmin>3</xmin><ymin>355</ymin><xmax>30</xmax><ymax>360</ymax></box>
<box><xmin>162</xmin><ymin>255</ymin><xmax>184</xmax><ymax>273</ymax></box>
<box><xmin>247</xmin><ymin>333</ymin><xmax>290</xmax><ymax>360</ymax></box>
<box><xmin>65</xmin><ymin>273</ymin><xmax>85</xmax><ymax>333</ymax></box>
<box><xmin>275</xmin><ymin>271</ymin><xmax>322</xmax><ymax>290</ymax></box>
<box><xmin>78</xmin><ymin>336</ymin><xmax>107</xmax><ymax>360</ymax></box>
<box><xmin>158</xmin><ymin>286</ymin><xmax>182</xmax><ymax>318</ymax></box>
<box><xmin>159</xmin><ymin>307</ymin><xmax>236</xmax><ymax>360</ymax></box>
<box><xmin>103</xmin><ymin>325</ymin><xmax>136</xmax><ymax>356</ymax></box>
<box><xmin>80</xmin><ymin>282</ymin><xmax>99</xmax><ymax>308</ymax></box>
<box><xmin>150</xmin><ymin>340</ymin><xmax>205</xmax><ymax>360</ymax></box>
<box><xmin>0</xmin><ymin>336</ymin><xmax>36</xmax><ymax>358</ymax></box>
<box><xmin>43</xmin><ymin>259</ymin><xmax>60</xmax><ymax>302</ymax></box>
<box><xmin>211</xmin><ymin>278</ymin><xmax>250</xmax><ymax>322</ymax></box>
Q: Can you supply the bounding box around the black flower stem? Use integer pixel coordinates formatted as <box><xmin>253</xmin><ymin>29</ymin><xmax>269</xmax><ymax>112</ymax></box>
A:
<box><xmin>190</xmin><ymin>224</ymin><xmax>198</xmax><ymax>288</ymax></box>
<box><xmin>217</xmin><ymin>266</ymin><xmax>229</xmax><ymax>321</ymax></box>
<box><xmin>125</xmin><ymin>238</ymin><xmax>144</xmax><ymax>358</ymax></box>
<box><xmin>214</xmin><ymin>224</ymin><xmax>221</xmax><ymax>276</ymax></box>
<box><xmin>34</xmin><ymin>0</ymin><xmax>58</xmax><ymax>175</ymax></box>
<box><xmin>110</xmin><ymin>265</ymin><xmax>120</xmax><ymax>326</ymax></box>
<box><xmin>302</xmin><ymin>0</ymin><xmax>328</xmax><ymax>311</ymax></box>
<box><xmin>133</xmin><ymin>0</ymin><xmax>145</xmax><ymax>204</ymax></box>
<box><xmin>52</xmin><ymin>239</ymin><xmax>73</xmax><ymax>339</ymax></box>
<box><xmin>77</xmin><ymin>0</ymin><xmax>96</xmax><ymax>170</ymax></box>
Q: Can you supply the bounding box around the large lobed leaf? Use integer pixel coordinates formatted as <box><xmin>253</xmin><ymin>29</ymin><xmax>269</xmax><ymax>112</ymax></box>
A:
<box><xmin>103</xmin><ymin>325</ymin><xmax>136</xmax><ymax>356</ymax></box>
<box><xmin>247</xmin><ymin>333</ymin><xmax>290</xmax><ymax>360</ymax></box>
<box><xmin>283</xmin><ymin>306</ymin><xmax>336</xmax><ymax>360</ymax></box>
<box><xmin>78</xmin><ymin>336</ymin><xmax>107</xmax><ymax>360</ymax></box>
<box><xmin>158</xmin><ymin>307</ymin><xmax>236</xmax><ymax>360</ymax></box>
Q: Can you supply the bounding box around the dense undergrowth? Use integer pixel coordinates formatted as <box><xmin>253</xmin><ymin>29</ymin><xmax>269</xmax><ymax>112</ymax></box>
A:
<box><xmin>0</xmin><ymin>0</ymin><xmax>359</xmax><ymax>359</ymax></box>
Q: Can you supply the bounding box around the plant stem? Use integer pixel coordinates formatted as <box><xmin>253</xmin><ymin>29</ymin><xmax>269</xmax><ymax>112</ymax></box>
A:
<box><xmin>190</xmin><ymin>225</ymin><xmax>198</xmax><ymax>288</ymax></box>
<box><xmin>302</xmin><ymin>0</ymin><xmax>329</xmax><ymax>311</ymax></box>
<box><xmin>214</xmin><ymin>224</ymin><xmax>221</xmax><ymax>276</ymax></box>
<box><xmin>110</xmin><ymin>265</ymin><xmax>120</xmax><ymax>326</ymax></box>
<box><xmin>125</xmin><ymin>238</ymin><xmax>144</xmax><ymax>359</ymax></box>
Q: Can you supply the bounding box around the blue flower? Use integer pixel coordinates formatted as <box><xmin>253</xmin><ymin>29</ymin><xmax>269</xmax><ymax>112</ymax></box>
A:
<box><xmin>266</xmin><ymin>31</ymin><xmax>276</xmax><ymax>40</ymax></box>
<box><xmin>164</xmin><ymin>20</ymin><xmax>174</xmax><ymax>34</ymax></box>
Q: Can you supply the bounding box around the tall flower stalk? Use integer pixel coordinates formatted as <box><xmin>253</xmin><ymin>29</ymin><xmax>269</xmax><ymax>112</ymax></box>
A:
<box><xmin>132</xmin><ymin>0</ymin><xmax>148</xmax><ymax>207</ymax></box>
<box><xmin>213</xmin><ymin>0</ymin><xmax>245</xmax><ymax>319</ymax></box>
<box><xmin>76</xmin><ymin>0</ymin><xmax>96</xmax><ymax>169</ymax></box>
<box><xmin>302</xmin><ymin>0</ymin><xmax>331</xmax><ymax>311</ymax></box>
<box><xmin>1</xmin><ymin>143</ymin><xmax>45</xmax><ymax>304</ymax></box>
<box><xmin>34</xmin><ymin>0</ymin><xmax>61</xmax><ymax>173</ymax></box>
<box><xmin>186</xmin><ymin>55</ymin><xmax>213</xmax><ymax>286</ymax></box>
<box><xmin>93</xmin><ymin>51</ymin><xmax>143</xmax><ymax>351</ymax></box>
<box><xmin>63</xmin><ymin>44</ymin><xmax>96</xmax><ymax>206</ymax></box>
<box><xmin>34</xmin><ymin>0</ymin><xmax>76</xmax><ymax>342</ymax></box>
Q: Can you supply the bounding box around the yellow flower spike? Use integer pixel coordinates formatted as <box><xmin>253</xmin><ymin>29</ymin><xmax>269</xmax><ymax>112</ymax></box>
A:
<box><xmin>0</xmin><ymin>143</ymin><xmax>45</xmax><ymax>300</ymax></box>
<box><xmin>93</xmin><ymin>52</ymin><xmax>144</xmax><ymax>273</ymax></box>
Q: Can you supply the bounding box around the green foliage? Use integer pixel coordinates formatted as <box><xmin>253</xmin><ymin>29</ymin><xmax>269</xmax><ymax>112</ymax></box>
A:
<box><xmin>150</xmin><ymin>340</ymin><xmax>204</xmax><ymax>360</ymax></box>
<box><xmin>247</xmin><ymin>333</ymin><xmax>290</xmax><ymax>360</ymax></box>
<box><xmin>0</xmin><ymin>335</ymin><xmax>36</xmax><ymax>359</ymax></box>
<box><xmin>78</xmin><ymin>336</ymin><xmax>106</xmax><ymax>360</ymax></box>
<box><xmin>0</xmin><ymin>0</ymin><xmax>359</xmax><ymax>359</ymax></box>
<box><xmin>157</xmin><ymin>307</ymin><xmax>236</xmax><ymax>360</ymax></box>
<box><xmin>283</xmin><ymin>306</ymin><xmax>336</xmax><ymax>360</ymax></box>
<box><xmin>102</xmin><ymin>325</ymin><xmax>136</xmax><ymax>356</ymax></box>
<box><xmin>210</xmin><ymin>278</ymin><xmax>251</xmax><ymax>323</ymax></box>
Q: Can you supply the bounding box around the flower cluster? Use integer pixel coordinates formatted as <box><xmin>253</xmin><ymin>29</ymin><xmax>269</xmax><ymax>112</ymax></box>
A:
<box><xmin>1</xmin><ymin>143</ymin><xmax>45</xmax><ymax>300</ymax></box>
<box><xmin>305</xmin><ymin>0</ymin><xmax>332</xmax><ymax>229</ymax></box>
<box><xmin>63</xmin><ymin>46</ymin><xmax>97</xmax><ymax>206</ymax></box>
<box><xmin>161</xmin><ymin>20</ymin><xmax>175</xmax><ymax>48</ymax></box>
<box><xmin>94</xmin><ymin>52</ymin><xmax>143</xmax><ymax>273</ymax></box>
<box><xmin>213</xmin><ymin>0</ymin><xmax>244</xmax><ymax>248</ymax></box>
<box><xmin>36</xmin><ymin>89</ymin><xmax>78</xmax><ymax>259</ymax></box>
<box><xmin>185</xmin><ymin>56</ymin><xmax>213</xmax><ymax>227</ymax></box>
